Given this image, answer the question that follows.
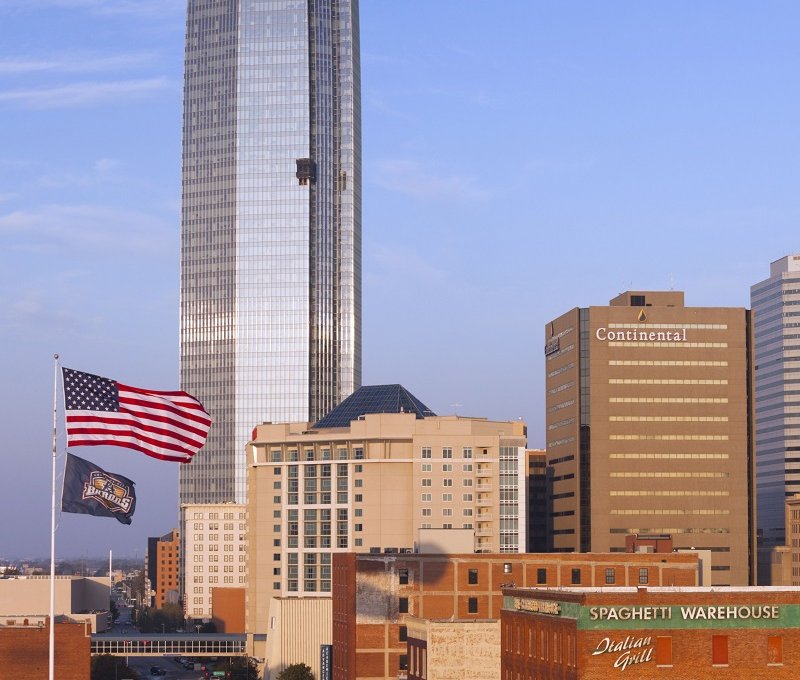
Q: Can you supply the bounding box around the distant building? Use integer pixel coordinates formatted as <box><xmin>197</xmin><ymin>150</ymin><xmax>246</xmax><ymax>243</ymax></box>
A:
<box><xmin>332</xmin><ymin>551</ymin><xmax>699</xmax><ymax>680</ymax></box>
<box><xmin>752</xmin><ymin>255</ymin><xmax>800</xmax><ymax>551</ymax></box>
<box><xmin>180</xmin><ymin>503</ymin><xmax>247</xmax><ymax>621</ymax></box>
<box><xmin>146</xmin><ymin>528</ymin><xmax>180</xmax><ymax>609</ymax></box>
<box><xmin>526</xmin><ymin>449</ymin><xmax>549</xmax><ymax>552</ymax></box>
<box><xmin>544</xmin><ymin>290</ymin><xmax>755</xmax><ymax>585</ymax></box>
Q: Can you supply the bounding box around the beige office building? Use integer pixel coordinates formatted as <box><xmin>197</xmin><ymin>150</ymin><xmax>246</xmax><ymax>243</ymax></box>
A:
<box><xmin>544</xmin><ymin>291</ymin><xmax>755</xmax><ymax>585</ymax></box>
<box><xmin>244</xmin><ymin>385</ymin><xmax>527</xmax><ymax>676</ymax></box>
<box><xmin>180</xmin><ymin>502</ymin><xmax>247</xmax><ymax>621</ymax></box>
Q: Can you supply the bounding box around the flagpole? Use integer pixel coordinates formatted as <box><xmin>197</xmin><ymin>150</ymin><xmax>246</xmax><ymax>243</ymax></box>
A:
<box><xmin>50</xmin><ymin>353</ymin><xmax>58</xmax><ymax>680</ymax></box>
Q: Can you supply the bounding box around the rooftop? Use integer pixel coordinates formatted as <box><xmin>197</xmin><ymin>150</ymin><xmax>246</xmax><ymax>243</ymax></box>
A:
<box><xmin>313</xmin><ymin>384</ymin><xmax>435</xmax><ymax>429</ymax></box>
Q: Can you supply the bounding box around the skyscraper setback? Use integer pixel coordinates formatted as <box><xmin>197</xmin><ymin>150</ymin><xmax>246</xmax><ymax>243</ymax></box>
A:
<box><xmin>179</xmin><ymin>0</ymin><xmax>362</xmax><ymax>505</ymax></box>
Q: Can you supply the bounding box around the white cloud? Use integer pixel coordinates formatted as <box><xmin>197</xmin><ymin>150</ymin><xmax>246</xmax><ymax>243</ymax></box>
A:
<box><xmin>372</xmin><ymin>159</ymin><xmax>492</xmax><ymax>201</ymax></box>
<box><xmin>0</xmin><ymin>0</ymin><xmax>182</xmax><ymax>17</ymax></box>
<box><xmin>0</xmin><ymin>51</ymin><xmax>158</xmax><ymax>75</ymax></box>
<box><xmin>0</xmin><ymin>77</ymin><xmax>170</xmax><ymax>109</ymax></box>
<box><xmin>0</xmin><ymin>203</ymin><xmax>175</xmax><ymax>257</ymax></box>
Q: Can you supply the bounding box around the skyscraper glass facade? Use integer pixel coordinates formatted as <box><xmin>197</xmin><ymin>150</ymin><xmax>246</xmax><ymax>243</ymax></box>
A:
<box><xmin>180</xmin><ymin>0</ymin><xmax>361</xmax><ymax>505</ymax></box>
<box><xmin>752</xmin><ymin>255</ymin><xmax>800</xmax><ymax>548</ymax></box>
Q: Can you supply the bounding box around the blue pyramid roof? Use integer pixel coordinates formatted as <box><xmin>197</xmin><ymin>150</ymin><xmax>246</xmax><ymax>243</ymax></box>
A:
<box><xmin>313</xmin><ymin>384</ymin><xmax>436</xmax><ymax>428</ymax></box>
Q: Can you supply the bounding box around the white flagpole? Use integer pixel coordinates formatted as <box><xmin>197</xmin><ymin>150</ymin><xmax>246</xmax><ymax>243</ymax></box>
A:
<box><xmin>50</xmin><ymin>353</ymin><xmax>58</xmax><ymax>680</ymax></box>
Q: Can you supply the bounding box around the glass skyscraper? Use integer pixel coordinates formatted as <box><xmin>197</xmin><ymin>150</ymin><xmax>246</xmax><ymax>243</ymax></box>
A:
<box><xmin>752</xmin><ymin>255</ymin><xmax>800</xmax><ymax>549</ymax></box>
<box><xmin>179</xmin><ymin>0</ymin><xmax>361</xmax><ymax>505</ymax></box>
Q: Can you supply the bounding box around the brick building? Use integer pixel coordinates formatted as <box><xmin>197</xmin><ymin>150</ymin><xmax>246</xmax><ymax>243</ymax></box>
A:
<box><xmin>0</xmin><ymin>618</ymin><xmax>91</xmax><ymax>680</ymax></box>
<box><xmin>332</xmin><ymin>551</ymin><xmax>699</xmax><ymax>680</ymax></box>
<box><xmin>501</xmin><ymin>586</ymin><xmax>800</xmax><ymax>679</ymax></box>
<box><xmin>146</xmin><ymin>527</ymin><xmax>180</xmax><ymax>609</ymax></box>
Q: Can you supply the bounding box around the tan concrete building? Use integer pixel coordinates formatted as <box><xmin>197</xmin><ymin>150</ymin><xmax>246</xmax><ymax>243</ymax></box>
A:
<box><xmin>245</xmin><ymin>385</ymin><xmax>528</xmax><ymax>677</ymax></box>
<box><xmin>544</xmin><ymin>291</ymin><xmax>755</xmax><ymax>585</ymax></box>
<box><xmin>180</xmin><ymin>502</ymin><xmax>247</xmax><ymax>620</ymax></box>
<box><xmin>0</xmin><ymin>576</ymin><xmax>110</xmax><ymax>632</ymax></box>
<box><xmin>767</xmin><ymin>494</ymin><xmax>800</xmax><ymax>586</ymax></box>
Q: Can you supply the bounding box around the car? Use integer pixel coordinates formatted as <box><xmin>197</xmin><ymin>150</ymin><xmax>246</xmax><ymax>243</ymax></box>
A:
<box><xmin>149</xmin><ymin>667</ymin><xmax>167</xmax><ymax>676</ymax></box>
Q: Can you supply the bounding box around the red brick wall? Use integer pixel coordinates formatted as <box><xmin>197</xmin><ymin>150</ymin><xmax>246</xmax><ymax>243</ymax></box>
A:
<box><xmin>211</xmin><ymin>587</ymin><xmax>245</xmax><ymax>633</ymax></box>
<box><xmin>0</xmin><ymin>621</ymin><xmax>90</xmax><ymax>680</ymax></box>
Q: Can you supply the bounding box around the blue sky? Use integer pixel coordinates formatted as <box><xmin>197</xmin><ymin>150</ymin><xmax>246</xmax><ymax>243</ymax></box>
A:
<box><xmin>1</xmin><ymin>1</ymin><xmax>797</xmax><ymax>559</ymax></box>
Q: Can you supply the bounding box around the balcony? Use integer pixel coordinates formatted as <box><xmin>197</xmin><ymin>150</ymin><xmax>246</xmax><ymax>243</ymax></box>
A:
<box><xmin>476</xmin><ymin>497</ymin><xmax>492</xmax><ymax>507</ymax></box>
<box><xmin>475</xmin><ymin>528</ymin><xmax>493</xmax><ymax>537</ymax></box>
<box><xmin>476</xmin><ymin>483</ymin><xmax>493</xmax><ymax>491</ymax></box>
<box><xmin>476</xmin><ymin>467</ymin><xmax>492</xmax><ymax>477</ymax></box>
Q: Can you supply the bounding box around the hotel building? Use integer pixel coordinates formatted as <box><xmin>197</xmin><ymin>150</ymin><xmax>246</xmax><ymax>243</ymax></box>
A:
<box><xmin>180</xmin><ymin>503</ymin><xmax>247</xmax><ymax>621</ymax></box>
<box><xmin>752</xmin><ymin>255</ymin><xmax>800</xmax><ymax>550</ymax></box>
<box><xmin>544</xmin><ymin>291</ymin><xmax>755</xmax><ymax>585</ymax></box>
<box><xmin>245</xmin><ymin>385</ymin><xmax>528</xmax><ymax>676</ymax></box>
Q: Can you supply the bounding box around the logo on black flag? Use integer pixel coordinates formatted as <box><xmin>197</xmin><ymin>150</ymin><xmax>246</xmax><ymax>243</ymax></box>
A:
<box><xmin>61</xmin><ymin>453</ymin><xmax>136</xmax><ymax>525</ymax></box>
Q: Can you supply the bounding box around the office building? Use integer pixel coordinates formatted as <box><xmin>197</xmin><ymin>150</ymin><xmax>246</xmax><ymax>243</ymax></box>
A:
<box><xmin>752</xmin><ymin>255</ymin><xmax>800</xmax><ymax>550</ymax></box>
<box><xmin>332</xmin><ymin>551</ymin><xmax>699</xmax><ymax>680</ymax></box>
<box><xmin>245</xmin><ymin>384</ymin><xmax>528</xmax><ymax>676</ymax></box>
<box><xmin>146</xmin><ymin>528</ymin><xmax>180</xmax><ymax>609</ymax></box>
<box><xmin>544</xmin><ymin>291</ymin><xmax>755</xmax><ymax>585</ymax></box>
<box><xmin>181</xmin><ymin>503</ymin><xmax>247</xmax><ymax>620</ymax></box>
<box><xmin>0</xmin><ymin>619</ymin><xmax>91</xmax><ymax>680</ymax></box>
<box><xmin>501</xmin><ymin>586</ymin><xmax>800</xmax><ymax>679</ymax></box>
<box><xmin>179</xmin><ymin>0</ymin><xmax>362</xmax><ymax>506</ymax></box>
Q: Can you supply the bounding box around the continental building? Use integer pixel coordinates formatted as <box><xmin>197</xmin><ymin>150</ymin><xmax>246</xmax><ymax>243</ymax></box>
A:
<box><xmin>179</xmin><ymin>0</ymin><xmax>362</xmax><ymax>506</ymax></box>
<box><xmin>544</xmin><ymin>291</ymin><xmax>755</xmax><ymax>585</ymax></box>
<box><xmin>245</xmin><ymin>385</ymin><xmax>528</xmax><ymax>677</ymax></box>
<box><xmin>752</xmin><ymin>255</ymin><xmax>800</xmax><ymax>550</ymax></box>
<box><xmin>180</xmin><ymin>503</ymin><xmax>247</xmax><ymax>621</ymax></box>
<box><xmin>331</xmin><ymin>551</ymin><xmax>699</xmax><ymax>680</ymax></box>
<box><xmin>501</xmin><ymin>586</ymin><xmax>800</xmax><ymax>679</ymax></box>
<box><xmin>146</xmin><ymin>528</ymin><xmax>180</xmax><ymax>609</ymax></box>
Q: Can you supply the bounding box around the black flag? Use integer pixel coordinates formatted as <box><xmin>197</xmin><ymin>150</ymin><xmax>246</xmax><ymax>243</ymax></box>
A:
<box><xmin>61</xmin><ymin>453</ymin><xmax>136</xmax><ymax>525</ymax></box>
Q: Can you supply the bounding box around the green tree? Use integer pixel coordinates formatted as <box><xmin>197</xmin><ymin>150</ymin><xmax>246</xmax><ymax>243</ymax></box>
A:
<box><xmin>227</xmin><ymin>656</ymin><xmax>260</xmax><ymax>679</ymax></box>
<box><xmin>109</xmin><ymin>599</ymin><xmax>119</xmax><ymax>622</ymax></box>
<box><xmin>276</xmin><ymin>663</ymin><xmax>314</xmax><ymax>680</ymax></box>
<box><xmin>91</xmin><ymin>654</ymin><xmax>140</xmax><ymax>680</ymax></box>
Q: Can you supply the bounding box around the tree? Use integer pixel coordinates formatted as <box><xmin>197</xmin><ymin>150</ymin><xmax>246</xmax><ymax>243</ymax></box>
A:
<box><xmin>109</xmin><ymin>599</ymin><xmax>119</xmax><ymax>622</ymax></box>
<box><xmin>226</xmin><ymin>656</ymin><xmax>260</xmax><ymax>679</ymax></box>
<box><xmin>276</xmin><ymin>663</ymin><xmax>314</xmax><ymax>680</ymax></box>
<box><xmin>91</xmin><ymin>654</ymin><xmax>140</xmax><ymax>680</ymax></box>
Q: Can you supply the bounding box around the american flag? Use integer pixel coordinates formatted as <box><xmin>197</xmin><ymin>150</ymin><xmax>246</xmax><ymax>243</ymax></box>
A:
<box><xmin>62</xmin><ymin>367</ymin><xmax>211</xmax><ymax>463</ymax></box>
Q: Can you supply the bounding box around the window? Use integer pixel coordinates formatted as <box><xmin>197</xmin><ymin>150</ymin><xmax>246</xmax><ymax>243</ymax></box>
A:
<box><xmin>463</xmin><ymin>508</ymin><xmax>473</xmax><ymax>516</ymax></box>
<box><xmin>605</xmin><ymin>568</ymin><xmax>615</xmax><ymax>585</ymax></box>
<box><xmin>536</xmin><ymin>568</ymin><xmax>547</xmax><ymax>584</ymax></box>
<box><xmin>354</xmin><ymin>524</ymin><xmax>363</xmax><ymax>532</ymax></box>
<box><xmin>421</xmin><ymin>464</ymin><xmax>432</xmax><ymax>472</ymax></box>
<box><xmin>443</xmin><ymin>479</ymin><xmax>453</xmax><ymax>487</ymax></box>
<box><xmin>355</xmin><ymin>494</ymin><xmax>363</xmax><ymax>502</ymax></box>
<box><xmin>463</xmin><ymin>479</ymin><xmax>473</xmax><ymax>486</ymax></box>
<box><xmin>463</xmin><ymin>448</ymin><xmax>473</xmax><ymax>458</ymax></box>
<box><xmin>354</xmin><ymin>538</ymin><xmax>362</xmax><ymax>547</ymax></box>
<box><xmin>503</xmin><ymin>563</ymin><xmax>512</xmax><ymax>574</ymax></box>
<box><xmin>442</xmin><ymin>464</ymin><xmax>452</xmax><ymax>472</ymax></box>
<box><xmin>399</xmin><ymin>597</ymin><xmax>409</xmax><ymax>613</ymax></box>
<box><xmin>421</xmin><ymin>493</ymin><xmax>432</xmax><ymax>501</ymax></box>
<box><xmin>468</xmin><ymin>597</ymin><xmax>478</xmax><ymax>614</ymax></box>
<box><xmin>768</xmin><ymin>636</ymin><xmax>783</xmax><ymax>665</ymax></box>
<box><xmin>463</xmin><ymin>493</ymin><xmax>473</xmax><ymax>501</ymax></box>
<box><xmin>443</xmin><ymin>448</ymin><xmax>453</xmax><ymax>458</ymax></box>
<box><xmin>354</xmin><ymin>464</ymin><xmax>363</xmax><ymax>473</ymax></box>
<box><xmin>468</xmin><ymin>569</ymin><xmax>478</xmax><ymax>585</ymax></box>
<box><xmin>422</xmin><ymin>448</ymin><xmax>432</xmax><ymax>459</ymax></box>
<box><xmin>442</xmin><ymin>493</ymin><xmax>453</xmax><ymax>501</ymax></box>
<box><xmin>712</xmin><ymin>636</ymin><xmax>728</xmax><ymax>665</ymax></box>
<box><xmin>656</xmin><ymin>637</ymin><xmax>672</xmax><ymax>667</ymax></box>
<box><xmin>442</xmin><ymin>509</ymin><xmax>453</xmax><ymax>516</ymax></box>
<box><xmin>422</xmin><ymin>508</ymin><xmax>432</xmax><ymax>516</ymax></box>
<box><xmin>639</xmin><ymin>568</ymin><xmax>649</xmax><ymax>584</ymax></box>
<box><xmin>399</xmin><ymin>625</ymin><xmax>408</xmax><ymax>642</ymax></box>
<box><xmin>399</xmin><ymin>569</ymin><xmax>409</xmax><ymax>585</ymax></box>
<box><xmin>399</xmin><ymin>655</ymin><xmax>408</xmax><ymax>671</ymax></box>
<box><xmin>571</xmin><ymin>568</ymin><xmax>581</xmax><ymax>585</ymax></box>
<box><xmin>354</xmin><ymin>479</ymin><xmax>363</xmax><ymax>487</ymax></box>
<box><xmin>463</xmin><ymin>464</ymin><xmax>473</xmax><ymax>472</ymax></box>
<box><xmin>355</xmin><ymin>508</ymin><xmax>363</xmax><ymax>517</ymax></box>
<box><xmin>422</xmin><ymin>479</ymin><xmax>432</xmax><ymax>487</ymax></box>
